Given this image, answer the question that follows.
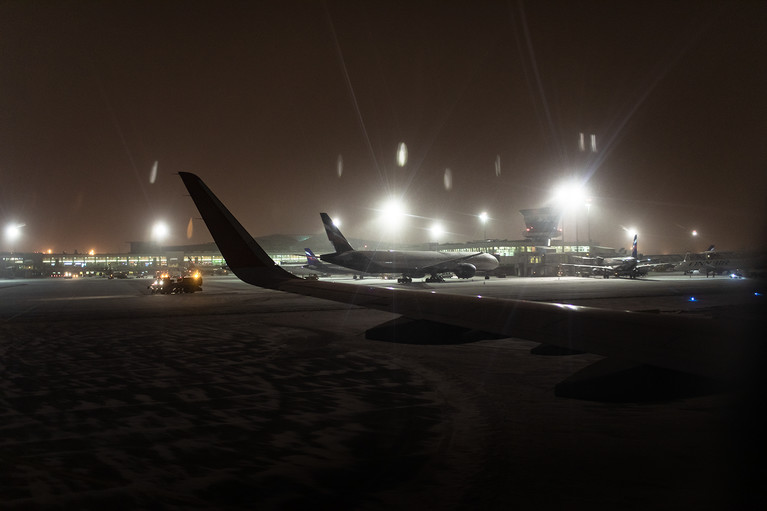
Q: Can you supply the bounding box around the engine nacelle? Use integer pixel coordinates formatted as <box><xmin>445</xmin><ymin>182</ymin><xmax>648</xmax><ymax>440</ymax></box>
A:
<box><xmin>454</xmin><ymin>263</ymin><xmax>476</xmax><ymax>279</ymax></box>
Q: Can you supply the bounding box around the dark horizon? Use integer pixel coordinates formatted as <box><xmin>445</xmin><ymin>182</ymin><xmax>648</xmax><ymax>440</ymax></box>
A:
<box><xmin>2</xmin><ymin>1</ymin><xmax>766</xmax><ymax>255</ymax></box>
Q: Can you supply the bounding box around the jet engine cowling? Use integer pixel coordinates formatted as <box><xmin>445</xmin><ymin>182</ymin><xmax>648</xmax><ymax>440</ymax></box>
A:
<box><xmin>454</xmin><ymin>263</ymin><xmax>476</xmax><ymax>279</ymax></box>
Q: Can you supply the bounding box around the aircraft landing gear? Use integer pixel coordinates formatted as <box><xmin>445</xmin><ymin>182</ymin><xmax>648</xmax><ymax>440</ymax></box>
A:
<box><xmin>425</xmin><ymin>275</ymin><xmax>445</xmax><ymax>283</ymax></box>
<box><xmin>397</xmin><ymin>276</ymin><xmax>413</xmax><ymax>284</ymax></box>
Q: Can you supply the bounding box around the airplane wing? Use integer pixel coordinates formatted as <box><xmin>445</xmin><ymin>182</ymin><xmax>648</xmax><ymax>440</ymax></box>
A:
<box><xmin>561</xmin><ymin>263</ymin><xmax>610</xmax><ymax>272</ymax></box>
<box><xmin>635</xmin><ymin>262</ymin><xmax>671</xmax><ymax>272</ymax></box>
<box><xmin>178</xmin><ymin>172</ymin><xmax>755</xmax><ymax>384</ymax></box>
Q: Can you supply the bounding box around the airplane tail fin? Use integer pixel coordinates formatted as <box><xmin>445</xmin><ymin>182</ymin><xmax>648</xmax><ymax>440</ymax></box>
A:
<box><xmin>631</xmin><ymin>235</ymin><xmax>638</xmax><ymax>259</ymax></box>
<box><xmin>320</xmin><ymin>213</ymin><xmax>354</xmax><ymax>253</ymax></box>
<box><xmin>304</xmin><ymin>248</ymin><xmax>320</xmax><ymax>265</ymax></box>
<box><xmin>178</xmin><ymin>172</ymin><xmax>297</xmax><ymax>288</ymax></box>
<box><xmin>706</xmin><ymin>244</ymin><xmax>715</xmax><ymax>252</ymax></box>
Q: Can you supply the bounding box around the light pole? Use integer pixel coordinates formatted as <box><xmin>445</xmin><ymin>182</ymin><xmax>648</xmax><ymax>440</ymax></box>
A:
<box><xmin>575</xmin><ymin>210</ymin><xmax>579</xmax><ymax>246</ymax></box>
<box><xmin>479</xmin><ymin>211</ymin><xmax>488</xmax><ymax>240</ymax></box>
<box><xmin>560</xmin><ymin>216</ymin><xmax>565</xmax><ymax>252</ymax></box>
<box><xmin>586</xmin><ymin>198</ymin><xmax>592</xmax><ymax>246</ymax></box>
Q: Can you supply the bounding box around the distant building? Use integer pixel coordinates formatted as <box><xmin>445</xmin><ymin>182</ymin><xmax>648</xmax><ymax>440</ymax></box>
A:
<box><xmin>519</xmin><ymin>207</ymin><xmax>561</xmax><ymax>245</ymax></box>
<box><xmin>0</xmin><ymin>252</ymin><xmax>43</xmax><ymax>278</ymax></box>
<box><xmin>4</xmin><ymin>210</ymin><xmax>623</xmax><ymax>278</ymax></box>
<box><xmin>432</xmin><ymin>238</ymin><xmax>613</xmax><ymax>277</ymax></box>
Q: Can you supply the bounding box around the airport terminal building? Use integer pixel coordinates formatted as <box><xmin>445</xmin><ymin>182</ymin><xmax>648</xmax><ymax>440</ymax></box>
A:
<box><xmin>0</xmin><ymin>208</ymin><xmax>626</xmax><ymax>278</ymax></box>
<box><xmin>2</xmin><ymin>207</ymin><xmax>695</xmax><ymax>279</ymax></box>
<box><xmin>1</xmin><ymin>239</ymin><xmax>616</xmax><ymax>279</ymax></box>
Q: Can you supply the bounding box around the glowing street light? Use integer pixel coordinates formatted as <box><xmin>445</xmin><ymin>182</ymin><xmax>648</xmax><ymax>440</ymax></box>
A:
<box><xmin>5</xmin><ymin>224</ymin><xmax>22</xmax><ymax>242</ymax></box>
<box><xmin>5</xmin><ymin>223</ymin><xmax>25</xmax><ymax>253</ymax></box>
<box><xmin>430</xmin><ymin>222</ymin><xmax>444</xmax><ymax>240</ymax></box>
<box><xmin>379</xmin><ymin>197</ymin><xmax>407</xmax><ymax>232</ymax></box>
<box><xmin>624</xmin><ymin>226</ymin><xmax>638</xmax><ymax>240</ymax></box>
<box><xmin>152</xmin><ymin>221</ymin><xmax>169</xmax><ymax>244</ymax></box>
<box><xmin>552</xmin><ymin>178</ymin><xmax>589</xmax><ymax>246</ymax></box>
<box><xmin>552</xmin><ymin>181</ymin><xmax>588</xmax><ymax>211</ymax></box>
<box><xmin>691</xmin><ymin>230</ymin><xmax>698</xmax><ymax>237</ymax></box>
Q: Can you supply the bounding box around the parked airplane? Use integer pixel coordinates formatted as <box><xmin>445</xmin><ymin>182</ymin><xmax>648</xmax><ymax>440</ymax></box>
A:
<box><xmin>318</xmin><ymin>213</ymin><xmax>499</xmax><ymax>283</ymax></box>
<box><xmin>303</xmin><ymin>248</ymin><xmax>371</xmax><ymax>278</ymax></box>
<box><xmin>675</xmin><ymin>245</ymin><xmax>766</xmax><ymax>278</ymax></box>
<box><xmin>564</xmin><ymin>235</ymin><xmax>663</xmax><ymax>278</ymax></box>
<box><xmin>177</xmin><ymin>171</ymin><xmax>758</xmax><ymax>396</ymax></box>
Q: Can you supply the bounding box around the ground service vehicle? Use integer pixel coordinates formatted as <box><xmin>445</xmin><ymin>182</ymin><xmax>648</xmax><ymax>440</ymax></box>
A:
<box><xmin>148</xmin><ymin>273</ymin><xmax>203</xmax><ymax>294</ymax></box>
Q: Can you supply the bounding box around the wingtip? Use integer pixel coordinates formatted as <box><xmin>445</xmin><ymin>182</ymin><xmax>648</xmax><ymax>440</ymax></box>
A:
<box><xmin>178</xmin><ymin>172</ymin><xmax>298</xmax><ymax>288</ymax></box>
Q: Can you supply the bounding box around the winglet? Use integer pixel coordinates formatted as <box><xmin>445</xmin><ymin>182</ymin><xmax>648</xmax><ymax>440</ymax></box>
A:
<box><xmin>320</xmin><ymin>213</ymin><xmax>354</xmax><ymax>253</ymax></box>
<box><xmin>178</xmin><ymin>172</ymin><xmax>297</xmax><ymax>288</ymax></box>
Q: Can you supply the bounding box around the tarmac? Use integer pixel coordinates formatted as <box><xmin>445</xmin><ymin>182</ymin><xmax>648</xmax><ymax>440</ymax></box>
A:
<box><xmin>0</xmin><ymin>273</ymin><xmax>764</xmax><ymax>510</ymax></box>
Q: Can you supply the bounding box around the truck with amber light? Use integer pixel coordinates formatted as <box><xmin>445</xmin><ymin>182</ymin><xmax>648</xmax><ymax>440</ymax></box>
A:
<box><xmin>148</xmin><ymin>271</ymin><xmax>203</xmax><ymax>294</ymax></box>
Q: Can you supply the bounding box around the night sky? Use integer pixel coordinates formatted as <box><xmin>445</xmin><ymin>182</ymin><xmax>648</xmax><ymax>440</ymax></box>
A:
<box><xmin>2</xmin><ymin>1</ymin><xmax>766</xmax><ymax>255</ymax></box>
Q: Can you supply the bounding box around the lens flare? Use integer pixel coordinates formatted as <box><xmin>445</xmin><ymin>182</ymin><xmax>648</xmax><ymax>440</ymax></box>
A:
<box><xmin>397</xmin><ymin>142</ymin><xmax>408</xmax><ymax>167</ymax></box>
<box><xmin>443</xmin><ymin>168</ymin><xmax>452</xmax><ymax>190</ymax></box>
<box><xmin>150</xmin><ymin>160</ymin><xmax>158</xmax><ymax>184</ymax></box>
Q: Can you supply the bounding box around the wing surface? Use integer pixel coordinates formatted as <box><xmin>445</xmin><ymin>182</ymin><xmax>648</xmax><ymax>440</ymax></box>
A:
<box><xmin>562</xmin><ymin>263</ymin><xmax>611</xmax><ymax>271</ymax></box>
<box><xmin>635</xmin><ymin>262</ymin><xmax>669</xmax><ymax>271</ymax></box>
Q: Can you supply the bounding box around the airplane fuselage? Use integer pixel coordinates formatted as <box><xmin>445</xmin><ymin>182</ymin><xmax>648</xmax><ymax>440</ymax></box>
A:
<box><xmin>605</xmin><ymin>257</ymin><xmax>638</xmax><ymax>275</ymax></box>
<box><xmin>321</xmin><ymin>250</ymin><xmax>498</xmax><ymax>278</ymax></box>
